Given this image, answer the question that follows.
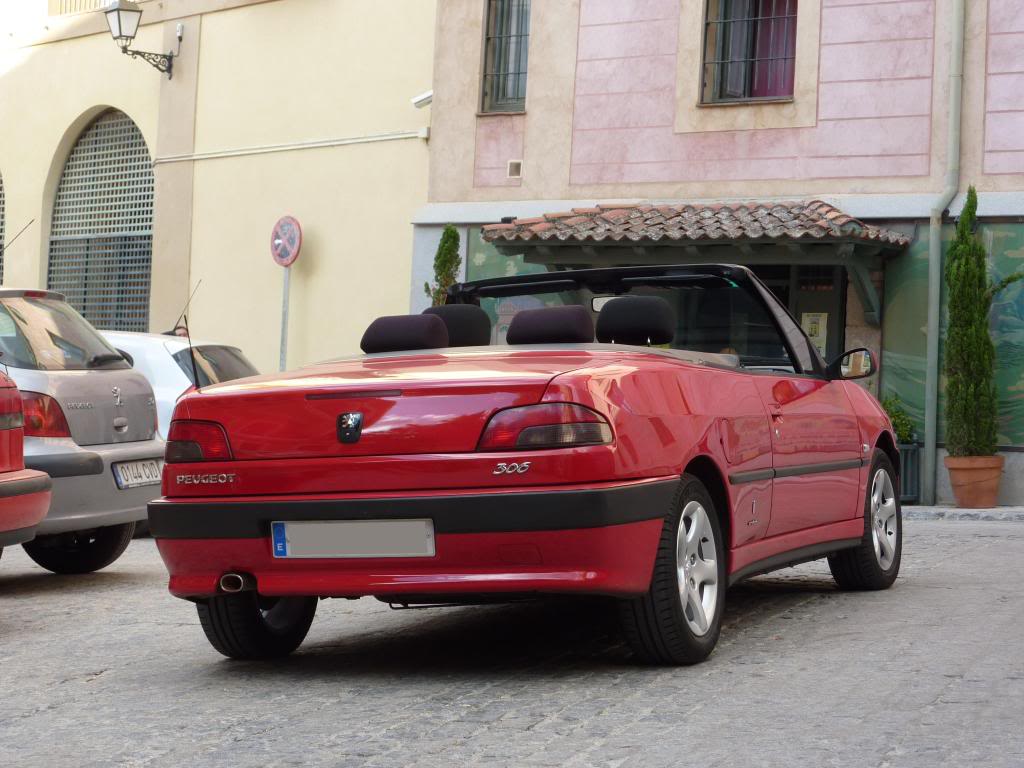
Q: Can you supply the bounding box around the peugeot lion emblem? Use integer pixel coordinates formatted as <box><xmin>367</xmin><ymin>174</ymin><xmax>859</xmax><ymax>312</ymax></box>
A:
<box><xmin>337</xmin><ymin>412</ymin><xmax>363</xmax><ymax>444</ymax></box>
<box><xmin>112</xmin><ymin>386</ymin><xmax>124</xmax><ymax>407</ymax></box>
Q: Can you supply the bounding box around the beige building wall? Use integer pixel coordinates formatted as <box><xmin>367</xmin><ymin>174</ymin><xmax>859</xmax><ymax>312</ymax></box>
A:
<box><xmin>1</xmin><ymin>0</ymin><xmax>435</xmax><ymax>373</ymax></box>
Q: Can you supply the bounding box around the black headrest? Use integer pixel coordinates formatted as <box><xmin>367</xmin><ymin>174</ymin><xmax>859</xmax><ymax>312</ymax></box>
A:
<box><xmin>596</xmin><ymin>296</ymin><xmax>676</xmax><ymax>345</ymax></box>
<box><xmin>360</xmin><ymin>314</ymin><xmax>449</xmax><ymax>354</ymax></box>
<box><xmin>506</xmin><ymin>305</ymin><xmax>594</xmax><ymax>345</ymax></box>
<box><xmin>423</xmin><ymin>304</ymin><xmax>491</xmax><ymax>347</ymax></box>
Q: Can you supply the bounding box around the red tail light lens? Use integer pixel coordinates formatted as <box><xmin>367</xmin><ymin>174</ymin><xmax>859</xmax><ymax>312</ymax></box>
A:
<box><xmin>478</xmin><ymin>403</ymin><xmax>613</xmax><ymax>451</ymax></box>
<box><xmin>166</xmin><ymin>420</ymin><xmax>232</xmax><ymax>463</ymax></box>
<box><xmin>21</xmin><ymin>392</ymin><xmax>70</xmax><ymax>437</ymax></box>
<box><xmin>0</xmin><ymin>388</ymin><xmax>24</xmax><ymax>430</ymax></box>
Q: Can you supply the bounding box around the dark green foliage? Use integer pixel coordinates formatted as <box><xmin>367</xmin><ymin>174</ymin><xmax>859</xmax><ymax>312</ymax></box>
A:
<box><xmin>944</xmin><ymin>187</ymin><xmax>1023</xmax><ymax>456</ymax></box>
<box><xmin>881</xmin><ymin>394</ymin><xmax>915</xmax><ymax>445</ymax></box>
<box><xmin>424</xmin><ymin>225</ymin><xmax>462</xmax><ymax>307</ymax></box>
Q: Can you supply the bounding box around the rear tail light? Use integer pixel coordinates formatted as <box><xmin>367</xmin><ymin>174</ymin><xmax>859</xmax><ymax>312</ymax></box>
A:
<box><xmin>0</xmin><ymin>388</ymin><xmax>24</xmax><ymax>430</ymax></box>
<box><xmin>478</xmin><ymin>403</ymin><xmax>613</xmax><ymax>451</ymax></box>
<box><xmin>21</xmin><ymin>392</ymin><xmax>70</xmax><ymax>437</ymax></box>
<box><xmin>166</xmin><ymin>420</ymin><xmax>232</xmax><ymax>463</ymax></box>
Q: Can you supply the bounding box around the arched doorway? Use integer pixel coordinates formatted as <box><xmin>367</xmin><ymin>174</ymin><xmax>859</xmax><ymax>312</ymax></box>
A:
<box><xmin>47</xmin><ymin>109</ymin><xmax>154</xmax><ymax>331</ymax></box>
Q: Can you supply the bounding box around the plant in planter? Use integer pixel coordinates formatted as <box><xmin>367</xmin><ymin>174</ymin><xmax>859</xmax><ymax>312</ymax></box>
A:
<box><xmin>424</xmin><ymin>225</ymin><xmax>461</xmax><ymax>307</ymax></box>
<box><xmin>943</xmin><ymin>186</ymin><xmax>1023</xmax><ymax>507</ymax></box>
<box><xmin>882</xmin><ymin>394</ymin><xmax>919</xmax><ymax>503</ymax></box>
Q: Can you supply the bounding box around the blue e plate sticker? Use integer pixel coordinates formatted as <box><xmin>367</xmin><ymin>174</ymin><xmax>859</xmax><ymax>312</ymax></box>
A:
<box><xmin>271</xmin><ymin>522</ymin><xmax>288</xmax><ymax>558</ymax></box>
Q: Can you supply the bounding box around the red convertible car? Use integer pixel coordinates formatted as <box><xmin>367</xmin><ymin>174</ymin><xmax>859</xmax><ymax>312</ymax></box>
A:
<box><xmin>150</xmin><ymin>265</ymin><xmax>901</xmax><ymax>664</ymax></box>
<box><xmin>0</xmin><ymin>373</ymin><xmax>52</xmax><ymax>562</ymax></box>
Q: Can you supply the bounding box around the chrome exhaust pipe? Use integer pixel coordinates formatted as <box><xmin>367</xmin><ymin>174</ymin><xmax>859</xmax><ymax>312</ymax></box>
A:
<box><xmin>219</xmin><ymin>572</ymin><xmax>255</xmax><ymax>593</ymax></box>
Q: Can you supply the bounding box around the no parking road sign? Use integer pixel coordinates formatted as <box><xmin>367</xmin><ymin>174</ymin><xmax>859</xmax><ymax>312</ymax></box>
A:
<box><xmin>271</xmin><ymin>215</ymin><xmax>302</xmax><ymax>267</ymax></box>
<box><xmin>273</xmin><ymin>215</ymin><xmax>303</xmax><ymax>371</ymax></box>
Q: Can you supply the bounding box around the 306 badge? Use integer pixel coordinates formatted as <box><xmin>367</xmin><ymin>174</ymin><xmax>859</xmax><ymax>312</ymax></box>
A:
<box><xmin>493</xmin><ymin>461</ymin><xmax>530</xmax><ymax>475</ymax></box>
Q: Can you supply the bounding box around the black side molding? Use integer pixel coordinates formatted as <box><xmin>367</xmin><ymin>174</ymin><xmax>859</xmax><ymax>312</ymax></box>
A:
<box><xmin>0</xmin><ymin>473</ymin><xmax>52</xmax><ymax>498</ymax></box>
<box><xmin>26</xmin><ymin>452</ymin><xmax>104</xmax><ymax>478</ymax></box>
<box><xmin>0</xmin><ymin>525</ymin><xmax>39</xmax><ymax>548</ymax></box>
<box><xmin>149</xmin><ymin>479</ymin><xmax>681</xmax><ymax>540</ymax></box>
<box><xmin>728</xmin><ymin>537</ymin><xmax>862</xmax><ymax>586</ymax></box>
<box><xmin>729</xmin><ymin>458</ymin><xmax>866</xmax><ymax>485</ymax></box>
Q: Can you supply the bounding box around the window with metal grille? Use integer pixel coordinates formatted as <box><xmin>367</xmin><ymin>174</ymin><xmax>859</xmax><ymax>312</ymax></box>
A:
<box><xmin>47</xmin><ymin>109</ymin><xmax>154</xmax><ymax>332</ymax></box>
<box><xmin>0</xmin><ymin>173</ymin><xmax>5</xmax><ymax>285</ymax></box>
<box><xmin>701</xmin><ymin>0</ymin><xmax>797</xmax><ymax>104</ymax></box>
<box><xmin>481</xmin><ymin>0</ymin><xmax>531</xmax><ymax>113</ymax></box>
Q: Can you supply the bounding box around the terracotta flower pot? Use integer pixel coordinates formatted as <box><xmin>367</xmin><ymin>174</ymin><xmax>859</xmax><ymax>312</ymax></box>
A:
<box><xmin>944</xmin><ymin>455</ymin><xmax>1004</xmax><ymax>508</ymax></box>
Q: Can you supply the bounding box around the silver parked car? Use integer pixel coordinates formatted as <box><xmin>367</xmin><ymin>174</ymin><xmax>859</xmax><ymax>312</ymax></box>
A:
<box><xmin>0</xmin><ymin>289</ymin><xmax>164</xmax><ymax>573</ymax></box>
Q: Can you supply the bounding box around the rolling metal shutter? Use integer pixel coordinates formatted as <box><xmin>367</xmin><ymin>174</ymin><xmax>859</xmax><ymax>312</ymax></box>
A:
<box><xmin>47</xmin><ymin>109</ymin><xmax>154</xmax><ymax>331</ymax></box>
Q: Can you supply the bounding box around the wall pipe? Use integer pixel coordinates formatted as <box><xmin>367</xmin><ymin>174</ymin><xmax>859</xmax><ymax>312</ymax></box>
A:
<box><xmin>922</xmin><ymin>0</ymin><xmax>967</xmax><ymax>506</ymax></box>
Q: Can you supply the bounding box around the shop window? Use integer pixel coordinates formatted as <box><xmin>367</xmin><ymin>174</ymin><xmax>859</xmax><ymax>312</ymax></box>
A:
<box><xmin>701</xmin><ymin>0</ymin><xmax>798</xmax><ymax>104</ymax></box>
<box><xmin>481</xmin><ymin>0</ymin><xmax>531</xmax><ymax>113</ymax></box>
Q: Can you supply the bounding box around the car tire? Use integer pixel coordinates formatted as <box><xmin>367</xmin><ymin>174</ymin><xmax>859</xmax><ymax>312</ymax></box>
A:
<box><xmin>828</xmin><ymin>449</ymin><xmax>902</xmax><ymax>591</ymax></box>
<box><xmin>196</xmin><ymin>592</ymin><xmax>318</xmax><ymax>660</ymax></box>
<box><xmin>22</xmin><ymin>522</ymin><xmax>136</xmax><ymax>574</ymax></box>
<box><xmin>618</xmin><ymin>474</ymin><xmax>726</xmax><ymax>665</ymax></box>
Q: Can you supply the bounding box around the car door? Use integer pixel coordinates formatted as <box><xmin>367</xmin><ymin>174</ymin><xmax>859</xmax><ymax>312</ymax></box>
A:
<box><xmin>746</xmin><ymin>282</ymin><xmax>863</xmax><ymax>537</ymax></box>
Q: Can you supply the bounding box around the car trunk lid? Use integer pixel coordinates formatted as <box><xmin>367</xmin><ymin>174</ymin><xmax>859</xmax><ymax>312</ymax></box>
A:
<box><xmin>46</xmin><ymin>369</ymin><xmax>157</xmax><ymax>445</ymax></box>
<box><xmin>176</xmin><ymin>349</ymin><xmax>604</xmax><ymax>460</ymax></box>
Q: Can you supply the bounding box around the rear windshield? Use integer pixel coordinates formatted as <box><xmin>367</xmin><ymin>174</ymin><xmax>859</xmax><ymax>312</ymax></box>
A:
<box><xmin>173</xmin><ymin>345</ymin><xmax>259</xmax><ymax>387</ymax></box>
<box><xmin>0</xmin><ymin>297</ymin><xmax>129</xmax><ymax>371</ymax></box>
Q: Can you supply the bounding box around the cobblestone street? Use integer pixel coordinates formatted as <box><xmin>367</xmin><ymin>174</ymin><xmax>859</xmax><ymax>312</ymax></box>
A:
<box><xmin>2</xmin><ymin>519</ymin><xmax>1022</xmax><ymax>768</ymax></box>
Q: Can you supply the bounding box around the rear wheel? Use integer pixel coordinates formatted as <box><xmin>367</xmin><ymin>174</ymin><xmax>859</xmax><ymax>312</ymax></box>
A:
<box><xmin>22</xmin><ymin>522</ymin><xmax>135</xmax><ymax>574</ymax></box>
<box><xmin>828</xmin><ymin>450</ymin><xmax>902</xmax><ymax>590</ymax></box>
<box><xmin>618</xmin><ymin>474</ymin><xmax>726</xmax><ymax>665</ymax></box>
<box><xmin>196</xmin><ymin>592</ymin><xmax>318</xmax><ymax>660</ymax></box>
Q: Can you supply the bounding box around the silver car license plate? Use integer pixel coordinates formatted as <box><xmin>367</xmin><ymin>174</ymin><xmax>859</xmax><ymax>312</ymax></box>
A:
<box><xmin>271</xmin><ymin>520</ymin><xmax>436</xmax><ymax>559</ymax></box>
<box><xmin>113</xmin><ymin>459</ymin><xmax>163</xmax><ymax>489</ymax></box>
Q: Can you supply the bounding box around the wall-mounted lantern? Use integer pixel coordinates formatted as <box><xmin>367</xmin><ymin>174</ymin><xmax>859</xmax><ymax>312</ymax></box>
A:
<box><xmin>104</xmin><ymin>1</ymin><xmax>182</xmax><ymax>80</ymax></box>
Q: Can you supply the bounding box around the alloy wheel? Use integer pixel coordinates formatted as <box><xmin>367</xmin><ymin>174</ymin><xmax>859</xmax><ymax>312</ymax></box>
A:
<box><xmin>676</xmin><ymin>501</ymin><xmax>719</xmax><ymax>636</ymax></box>
<box><xmin>870</xmin><ymin>468</ymin><xmax>899</xmax><ymax>570</ymax></box>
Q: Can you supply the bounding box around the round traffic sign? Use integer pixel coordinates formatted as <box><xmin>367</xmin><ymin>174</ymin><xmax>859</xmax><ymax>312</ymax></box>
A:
<box><xmin>271</xmin><ymin>216</ymin><xmax>302</xmax><ymax>267</ymax></box>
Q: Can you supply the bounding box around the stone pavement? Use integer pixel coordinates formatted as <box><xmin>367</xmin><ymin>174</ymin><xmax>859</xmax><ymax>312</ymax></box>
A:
<box><xmin>1</xmin><ymin>519</ymin><xmax>1022</xmax><ymax>768</ymax></box>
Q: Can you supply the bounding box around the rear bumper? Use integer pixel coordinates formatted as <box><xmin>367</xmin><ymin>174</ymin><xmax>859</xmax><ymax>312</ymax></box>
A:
<box><xmin>0</xmin><ymin>470</ymin><xmax>52</xmax><ymax>547</ymax></box>
<box><xmin>150</xmin><ymin>478</ymin><xmax>678</xmax><ymax>599</ymax></box>
<box><xmin>26</xmin><ymin>437</ymin><xmax>165</xmax><ymax>535</ymax></box>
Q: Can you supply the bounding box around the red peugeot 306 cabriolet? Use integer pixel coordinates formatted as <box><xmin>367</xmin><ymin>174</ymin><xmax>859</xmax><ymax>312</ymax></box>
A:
<box><xmin>150</xmin><ymin>265</ymin><xmax>902</xmax><ymax>664</ymax></box>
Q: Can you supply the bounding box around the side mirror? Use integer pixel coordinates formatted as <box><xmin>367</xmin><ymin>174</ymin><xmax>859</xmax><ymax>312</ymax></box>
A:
<box><xmin>117</xmin><ymin>349</ymin><xmax>134</xmax><ymax>367</ymax></box>
<box><xmin>827</xmin><ymin>347</ymin><xmax>876</xmax><ymax>381</ymax></box>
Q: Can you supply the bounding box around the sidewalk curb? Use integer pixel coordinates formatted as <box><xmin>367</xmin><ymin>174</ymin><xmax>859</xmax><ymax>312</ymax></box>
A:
<box><xmin>904</xmin><ymin>506</ymin><xmax>1024</xmax><ymax>522</ymax></box>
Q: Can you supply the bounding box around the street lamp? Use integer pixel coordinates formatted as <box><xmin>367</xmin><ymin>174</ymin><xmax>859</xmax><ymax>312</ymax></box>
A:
<box><xmin>103</xmin><ymin>1</ymin><xmax>182</xmax><ymax>80</ymax></box>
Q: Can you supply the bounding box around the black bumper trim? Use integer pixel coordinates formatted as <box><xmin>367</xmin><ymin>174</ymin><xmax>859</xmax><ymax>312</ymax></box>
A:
<box><xmin>0</xmin><ymin>525</ymin><xmax>38</xmax><ymax>548</ymax></box>
<box><xmin>148</xmin><ymin>479</ymin><xmax>680</xmax><ymax>539</ymax></box>
<box><xmin>26</xmin><ymin>453</ymin><xmax>104</xmax><ymax>478</ymax></box>
<box><xmin>0</xmin><ymin>473</ymin><xmax>52</xmax><ymax>498</ymax></box>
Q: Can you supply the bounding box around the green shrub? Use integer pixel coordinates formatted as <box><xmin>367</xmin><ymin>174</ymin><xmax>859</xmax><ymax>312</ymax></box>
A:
<box><xmin>424</xmin><ymin>225</ymin><xmax>461</xmax><ymax>307</ymax></box>
<box><xmin>943</xmin><ymin>187</ymin><xmax>1023</xmax><ymax>456</ymax></box>
<box><xmin>881</xmin><ymin>394</ymin><xmax>915</xmax><ymax>445</ymax></box>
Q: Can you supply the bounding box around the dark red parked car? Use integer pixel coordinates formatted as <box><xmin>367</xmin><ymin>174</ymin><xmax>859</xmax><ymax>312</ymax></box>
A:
<box><xmin>0</xmin><ymin>373</ymin><xmax>52</xmax><ymax>561</ymax></box>
<box><xmin>150</xmin><ymin>265</ymin><xmax>902</xmax><ymax>663</ymax></box>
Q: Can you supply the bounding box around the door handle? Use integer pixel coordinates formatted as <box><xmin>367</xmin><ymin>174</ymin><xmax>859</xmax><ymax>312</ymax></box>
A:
<box><xmin>768</xmin><ymin>402</ymin><xmax>784</xmax><ymax>418</ymax></box>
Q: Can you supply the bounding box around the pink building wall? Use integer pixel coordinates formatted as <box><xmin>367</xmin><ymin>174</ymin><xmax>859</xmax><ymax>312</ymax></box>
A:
<box><xmin>985</xmin><ymin>0</ymin><xmax>1024</xmax><ymax>174</ymax></box>
<box><xmin>569</xmin><ymin>0</ymin><xmax>935</xmax><ymax>185</ymax></box>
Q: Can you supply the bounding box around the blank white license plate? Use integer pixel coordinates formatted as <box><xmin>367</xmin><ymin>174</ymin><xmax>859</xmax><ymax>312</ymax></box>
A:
<box><xmin>113</xmin><ymin>459</ymin><xmax>163</xmax><ymax>489</ymax></box>
<box><xmin>271</xmin><ymin>520</ymin><xmax>435</xmax><ymax>559</ymax></box>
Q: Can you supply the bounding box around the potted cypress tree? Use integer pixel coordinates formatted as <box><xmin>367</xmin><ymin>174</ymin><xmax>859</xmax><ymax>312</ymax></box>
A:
<box><xmin>943</xmin><ymin>187</ymin><xmax>1022</xmax><ymax>507</ymax></box>
<box><xmin>424</xmin><ymin>225</ymin><xmax>461</xmax><ymax>307</ymax></box>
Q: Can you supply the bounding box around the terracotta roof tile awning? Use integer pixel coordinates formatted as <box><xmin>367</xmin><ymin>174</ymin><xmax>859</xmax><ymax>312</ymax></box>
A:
<box><xmin>481</xmin><ymin>200</ymin><xmax>911</xmax><ymax>248</ymax></box>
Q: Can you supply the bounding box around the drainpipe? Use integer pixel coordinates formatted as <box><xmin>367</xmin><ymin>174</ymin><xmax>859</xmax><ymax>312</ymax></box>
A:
<box><xmin>922</xmin><ymin>0</ymin><xmax>966</xmax><ymax>506</ymax></box>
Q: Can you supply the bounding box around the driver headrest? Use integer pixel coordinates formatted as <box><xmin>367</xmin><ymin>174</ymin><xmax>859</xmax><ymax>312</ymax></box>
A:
<box><xmin>596</xmin><ymin>296</ymin><xmax>676</xmax><ymax>345</ymax></box>
<box><xmin>422</xmin><ymin>304</ymin><xmax>492</xmax><ymax>347</ymax></box>
<box><xmin>360</xmin><ymin>314</ymin><xmax>449</xmax><ymax>354</ymax></box>
<box><xmin>506</xmin><ymin>305</ymin><xmax>595</xmax><ymax>345</ymax></box>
